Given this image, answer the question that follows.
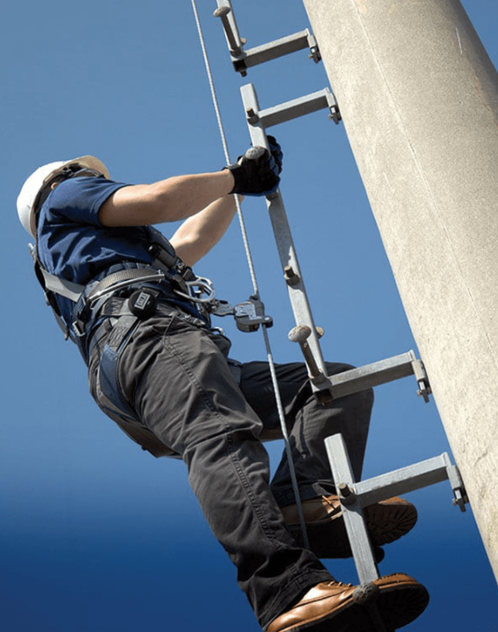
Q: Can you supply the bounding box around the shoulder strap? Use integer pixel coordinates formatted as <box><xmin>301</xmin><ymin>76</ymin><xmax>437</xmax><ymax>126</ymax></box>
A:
<box><xmin>30</xmin><ymin>243</ymin><xmax>83</xmax><ymax>301</ymax></box>
<box><xmin>30</xmin><ymin>244</ymin><xmax>76</xmax><ymax>340</ymax></box>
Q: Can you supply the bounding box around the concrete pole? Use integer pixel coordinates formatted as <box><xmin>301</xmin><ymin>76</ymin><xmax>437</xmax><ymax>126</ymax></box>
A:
<box><xmin>302</xmin><ymin>0</ymin><xmax>498</xmax><ymax>580</ymax></box>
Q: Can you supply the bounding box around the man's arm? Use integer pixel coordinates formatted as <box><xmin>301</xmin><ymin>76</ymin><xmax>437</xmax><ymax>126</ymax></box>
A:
<box><xmin>98</xmin><ymin>145</ymin><xmax>281</xmax><ymax>265</ymax></box>
<box><xmin>169</xmin><ymin>194</ymin><xmax>240</xmax><ymax>267</ymax></box>
<box><xmin>98</xmin><ymin>170</ymin><xmax>239</xmax><ymax>267</ymax></box>
<box><xmin>99</xmin><ymin>170</ymin><xmax>235</xmax><ymax>227</ymax></box>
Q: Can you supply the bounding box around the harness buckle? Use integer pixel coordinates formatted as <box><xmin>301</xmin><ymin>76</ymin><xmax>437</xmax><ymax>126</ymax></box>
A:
<box><xmin>72</xmin><ymin>319</ymin><xmax>87</xmax><ymax>338</ymax></box>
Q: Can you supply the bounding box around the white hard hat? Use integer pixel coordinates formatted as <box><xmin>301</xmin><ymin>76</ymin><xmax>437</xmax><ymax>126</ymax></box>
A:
<box><xmin>16</xmin><ymin>155</ymin><xmax>110</xmax><ymax>236</ymax></box>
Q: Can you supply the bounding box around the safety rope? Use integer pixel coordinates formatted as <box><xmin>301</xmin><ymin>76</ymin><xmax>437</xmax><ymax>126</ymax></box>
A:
<box><xmin>190</xmin><ymin>0</ymin><xmax>309</xmax><ymax>549</ymax></box>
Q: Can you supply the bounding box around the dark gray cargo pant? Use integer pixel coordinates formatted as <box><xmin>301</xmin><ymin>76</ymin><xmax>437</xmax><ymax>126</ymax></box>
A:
<box><xmin>88</xmin><ymin>301</ymin><xmax>373</xmax><ymax>629</ymax></box>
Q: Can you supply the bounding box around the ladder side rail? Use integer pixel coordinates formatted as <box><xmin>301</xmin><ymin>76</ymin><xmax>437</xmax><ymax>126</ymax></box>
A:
<box><xmin>240</xmin><ymin>82</ymin><xmax>330</xmax><ymax>391</ymax></box>
<box><xmin>325</xmin><ymin>433</ymin><xmax>381</xmax><ymax>584</ymax></box>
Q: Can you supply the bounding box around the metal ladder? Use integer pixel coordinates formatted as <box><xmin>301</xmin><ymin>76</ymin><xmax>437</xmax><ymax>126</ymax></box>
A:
<box><xmin>213</xmin><ymin>2</ymin><xmax>469</xmax><ymax>628</ymax></box>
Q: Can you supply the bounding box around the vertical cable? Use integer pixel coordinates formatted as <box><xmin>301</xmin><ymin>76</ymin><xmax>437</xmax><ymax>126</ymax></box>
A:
<box><xmin>190</xmin><ymin>0</ymin><xmax>259</xmax><ymax>297</ymax></box>
<box><xmin>190</xmin><ymin>0</ymin><xmax>309</xmax><ymax>548</ymax></box>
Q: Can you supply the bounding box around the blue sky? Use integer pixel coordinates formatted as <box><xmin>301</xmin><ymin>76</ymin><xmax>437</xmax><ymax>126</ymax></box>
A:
<box><xmin>1</xmin><ymin>1</ymin><xmax>497</xmax><ymax>630</ymax></box>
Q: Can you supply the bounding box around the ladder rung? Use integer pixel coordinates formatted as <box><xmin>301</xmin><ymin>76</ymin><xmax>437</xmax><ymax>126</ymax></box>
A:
<box><xmin>215</xmin><ymin>1</ymin><xmax>320</xmax><ymax>75</ymax></box>
<box><xmin>325</xmin><ymin>433</ymin><xmax>469</xmax><ymax>588</ymax></box>
<box><xmin>353</xmin><ymin>453</ymin><xmax>459</xmax><ymax>506</ymax></box>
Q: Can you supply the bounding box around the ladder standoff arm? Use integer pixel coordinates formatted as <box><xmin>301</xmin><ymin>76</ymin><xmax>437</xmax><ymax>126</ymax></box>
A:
<box><xmin>214</xmin><ymin>0</ymin><xmax>321</xmax><ymax>76</ymax></box>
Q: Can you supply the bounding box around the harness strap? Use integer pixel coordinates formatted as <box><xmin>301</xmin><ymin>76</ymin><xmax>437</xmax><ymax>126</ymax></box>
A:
<box><xmin>92</xmin><ymin>306</ymin><xmax>179</xmax><ymax>459</ymax></box>
<box><xmin>85</xmin><ymin>268</ymin><xmax>165</xmax><ymax>304</ymax></box>
<box><xmin>41</xmin><ymin>266</ymin><xmax>166</xmax><ymax>307</ymax></box>
<box><xmin>72</xmin><ymin>267</ymin><xmax>167</xmax><ymax>339</ymax></box>
<box><xmin>39</xmin><ymin>267</ymin><xmax>86</xmax><ymax>302</ymax></box>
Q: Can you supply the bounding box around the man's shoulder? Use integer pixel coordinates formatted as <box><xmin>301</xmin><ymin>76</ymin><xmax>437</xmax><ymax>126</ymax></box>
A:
<box><xmin>47</xmin><ymin>176</ymin><xmax>129</xmax><ymax>224</ymax></box>
<box><xmin>56</xmin><ymin>175</ymin><xmax>127</xmax><ymax>202</ymax></box>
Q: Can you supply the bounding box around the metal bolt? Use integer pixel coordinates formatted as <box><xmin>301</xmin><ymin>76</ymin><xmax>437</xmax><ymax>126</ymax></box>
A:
<box><xmin>213</xmin><ymin>5</ymin><xmax>244</xmax><ymax>57</ymax></box>
<box><xmin>338</xmin><ymin>482</ymin><xmax>352</xmax><ymax>497</ymax></box>
<box><xmin>338</xmin><ymin>482</ymin><xmax>356</xmax><ymax>505</ymax></box>
<box><xmin>284</xmin><ymin>265</ymin><xmax>300</xmax><ymax>286</ymax></box>
<box><xmin>246</xmin><ymin>107</ymin><xmax>259</xmax><ymax>124</ymax></box>
<box><xmin>213</xmin><ymin>6</ymin><xmax>230</xmax><ymax>18</ymax></box>
<box><xmin>288</xmin><ymin>325</ymin><xmax>323</xmax><ymax>380</ymax></box>
<box><xmin>288</xmin><ymin>325</ymin><xmax>311</xmax><ymax>344</ymax></box>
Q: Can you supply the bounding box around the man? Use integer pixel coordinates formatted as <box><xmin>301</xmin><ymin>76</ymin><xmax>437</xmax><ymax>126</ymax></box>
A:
<box><xmin>17</xmin><ymin>144</ymin><xmax>429</xmax><ymax>631</ymax></box>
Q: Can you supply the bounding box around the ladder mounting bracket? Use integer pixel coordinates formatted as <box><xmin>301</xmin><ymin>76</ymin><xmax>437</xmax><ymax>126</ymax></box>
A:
<box><xmin>242</xmin><ymin>84</ymin><xmax>341</xmax><ymax>129</ymax></box>
<box><xmin>214</xmin><ymin>1</ymin><xmax>321</xmax><ymax>76</ymax></box>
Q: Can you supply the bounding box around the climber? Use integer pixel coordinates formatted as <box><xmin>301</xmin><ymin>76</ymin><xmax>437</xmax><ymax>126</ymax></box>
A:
<box><xmin>17</xmin><ymin>142</ymin><xmax>429</xmax><ymax>631</ymax></box>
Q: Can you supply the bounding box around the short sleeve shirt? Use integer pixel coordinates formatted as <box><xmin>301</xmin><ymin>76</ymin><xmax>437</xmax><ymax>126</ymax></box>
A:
<box><xmin>37</xmin><ymin>176</ymin><xmax>161</xmax><ymax>325</ymax></box>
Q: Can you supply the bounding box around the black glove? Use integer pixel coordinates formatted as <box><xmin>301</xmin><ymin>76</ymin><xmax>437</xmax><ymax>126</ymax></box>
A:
<box><xmin>225</xmin><ymin>145</ymin><xmax>281</xmax><ymax>197</ymax></box>
<box><xmin>267</xmin><ymin>135</ymin><xmax>283</xmax><ymax>174</ymax></box>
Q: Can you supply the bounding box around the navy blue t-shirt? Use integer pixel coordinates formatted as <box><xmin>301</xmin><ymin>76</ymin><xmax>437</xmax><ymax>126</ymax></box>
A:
<box><xmin>37</xmin><ymin>176</ymin><xmax>173</xmax><ymax>326</ymax></box>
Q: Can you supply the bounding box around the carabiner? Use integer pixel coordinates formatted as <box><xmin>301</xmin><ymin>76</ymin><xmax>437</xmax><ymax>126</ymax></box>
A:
<box><xmin>174</xmin><ymin>276</ymin><xmax>217</xmax><ymax>304</ymax></box>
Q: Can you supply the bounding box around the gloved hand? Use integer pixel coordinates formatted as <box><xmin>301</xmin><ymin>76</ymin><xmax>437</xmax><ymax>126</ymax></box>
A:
<box><xmin>225</xmin><ymin>143</ymin><xmax>282</xmax><ymax>197</ymax></box>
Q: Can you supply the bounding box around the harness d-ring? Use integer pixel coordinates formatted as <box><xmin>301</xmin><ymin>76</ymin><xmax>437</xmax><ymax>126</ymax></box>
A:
<box><xmin>174</xmin><ymin>276</ymin><xmax>217</xmax><ymax>304</ymax></box>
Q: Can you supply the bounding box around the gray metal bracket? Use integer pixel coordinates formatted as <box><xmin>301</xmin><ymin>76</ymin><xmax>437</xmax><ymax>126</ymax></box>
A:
<box><xmin>327</xmin><ymin>351</ymin><xmax>432</xmax><ymax>403</ymax></box>
<box><xmin>214</xmin><ymin>1</ymin><xmax>321</xmax><ymax>76</ymax></box>
<box><xmin>325</xmin><ymin>433</ymin><xmax>469</xmax><ymax>584</ymax></box>
<box><xmin>245</xmin><ymin>87</ymin><xmax>341</xmax><ymax>127</ymax></box>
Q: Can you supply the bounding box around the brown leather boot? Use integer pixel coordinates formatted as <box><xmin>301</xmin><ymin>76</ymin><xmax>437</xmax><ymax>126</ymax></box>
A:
<box><xmin>280</xmin><ymin>495</ymin><xmax>417</xmax><ymax>559</ymax></box>
<box><xmin>266</xmin><ymin>573</ymin><xmax>429</xmax><ymax>632</ymax></box>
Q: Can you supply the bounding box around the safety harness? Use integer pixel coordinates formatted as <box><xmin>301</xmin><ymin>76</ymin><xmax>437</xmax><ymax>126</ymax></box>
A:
<box><xmin>30</xmin><ymin>170</ymin><xmax>224</xmax><ymax>457</ymax></box>
<box><xmin>30</xmin><ymin>168</ymin><xmax>271</xmax><ymax>457</ymax></box>
<box><xmin>32</xmin><ymin>237</ymin><xmax>222</xmax><ymax>456</ymax></box>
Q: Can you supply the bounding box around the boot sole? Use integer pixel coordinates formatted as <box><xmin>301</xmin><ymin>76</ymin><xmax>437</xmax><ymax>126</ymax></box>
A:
<box><xmin>364</xmin><ymin>500</ymin><xmax>418</xmax><ymax>547</ymax></box>
<box><xmin>289</xmin><ymin>501</ymin><xmax>417</xmax><ymax>559</ymax></box>
<box><xmin>282</xmin><ymin>580</ymin><xmax>429</xmax><ymax>632</ymax></box>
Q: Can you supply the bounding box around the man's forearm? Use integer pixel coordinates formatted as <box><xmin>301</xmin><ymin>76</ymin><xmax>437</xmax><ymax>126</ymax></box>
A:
<box><xmin>170</xmin><ymin>194</ymin><xmax>240</xmax><ymax>267</ymax></box>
